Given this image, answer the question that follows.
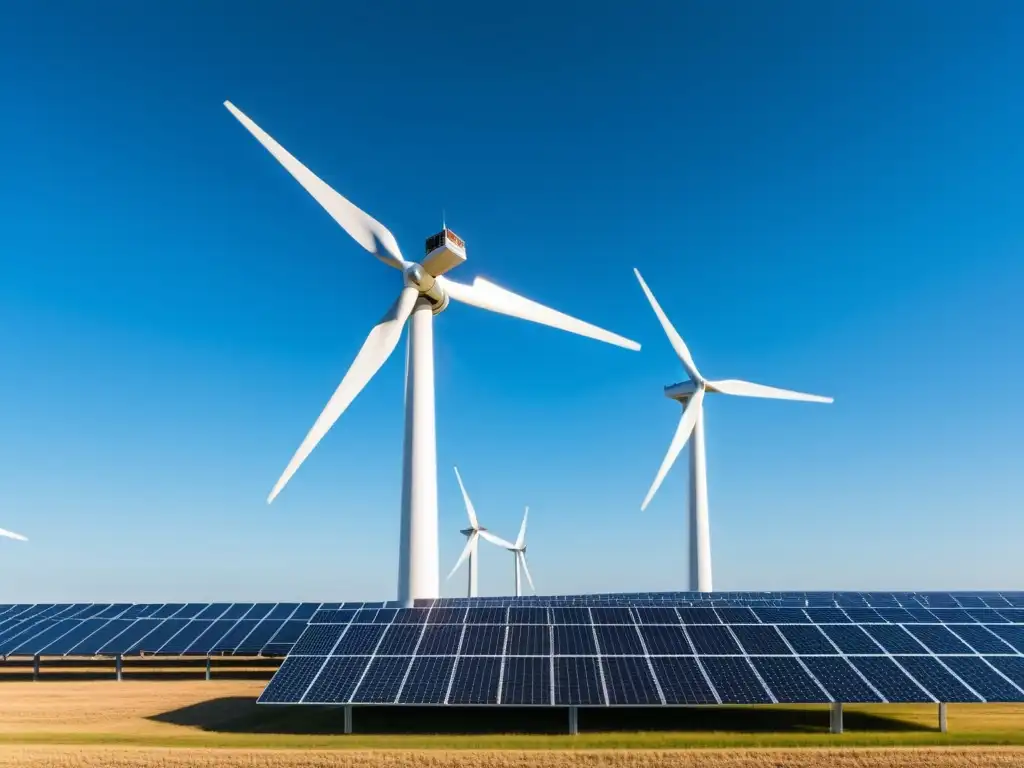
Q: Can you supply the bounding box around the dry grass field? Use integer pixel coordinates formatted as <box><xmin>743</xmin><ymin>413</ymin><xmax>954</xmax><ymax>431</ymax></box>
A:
<box><xmin>0</xmin><ymin>681</ymin><xmax>1023</xmax><ymax>766</ymax></box>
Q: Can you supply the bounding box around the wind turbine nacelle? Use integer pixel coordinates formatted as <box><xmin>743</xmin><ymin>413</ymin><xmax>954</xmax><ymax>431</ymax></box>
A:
<box><xmin>665</xmin><ymin>380</ymin><xmax>700</xmax><ymax>402</ymax></box>
<box><xmin>423</xmin><ymin>229</ymin><xmax>467</xmax><ymax>276</ymax></box>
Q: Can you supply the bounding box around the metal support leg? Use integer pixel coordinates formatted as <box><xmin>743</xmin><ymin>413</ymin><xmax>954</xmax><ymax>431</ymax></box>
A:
<box><xmin>568</xmin><ymin>706</ymin><xmax>579</xmax><ymax>735</ymax></box>
<box><xmin>115</xmin><ymin>655</ymin><xmax>122</xmax><ymax>682</ymax></box>
<box><xmin>829</xmin><ymin>701</ymin><xmax>843</xmax><ymax>734</ymax></box>
<box><xmin>343</xmin><ymin>705</ymin><xmax>353</xmax><ymax>735</ymax></box>
<box><xmin>205</xmin><ymin>657</ymin><xmax>211</xmax><ymax>681</ymax></box>
<box><xmin>939</xmin><ymin>702</ymin><xmax>947</xmax><ymax>733</ymax></box>
<box><xmin>32</xmin><ymin>655</ymin><xmax>40</xmax><ymax>682</ymax></box>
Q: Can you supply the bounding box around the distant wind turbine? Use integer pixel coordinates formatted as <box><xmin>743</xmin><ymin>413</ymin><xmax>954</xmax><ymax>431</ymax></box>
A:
<box><xmin>446</xmin><ymin>467</ymin><xmax>514</xmax><ymax>597</ymax></box>
<box><xmin>634</xmin><ymin>268</ymin><xmax>833</xmax><ymax>593</ymax></box>
<box><xmin>499</xmin><ymin>507</ymin><xmax>534</xmax><ymax>597</ymax></box>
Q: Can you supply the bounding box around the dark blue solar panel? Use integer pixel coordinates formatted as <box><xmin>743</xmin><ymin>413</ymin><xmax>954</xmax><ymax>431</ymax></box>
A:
<box><xmin>376</xmin><ymin>625</ymin><xmax>423</xmax><ymax>655</ymax></box>
<box><xmin>39</xmin><ymin>619</ymin><xmax>108</xmax><ymax>655</ymax></box>
<box><xmin>651</xmin><ymin>657</ymin><xmax>716</xmax><ymax>704</ymax></box>
<box><xmin>903</xmin><ymin>625</ymin><xmax>974</xmax><ymax>654</ymax></box>
<box><xmin>506</xmin><ymin>624</ymin><xmax>549</xmax><ymax>655</ymax></box>
<box><xmin>211</xmin><ymin>621</ymin><xmax>258</xmax><ymax>653</ymax></box>
<box><xmin>949</xmin><ymin>625</ymin><xmax>1016</xmax><ymax>654</ymax></box>
<box><xmin>677</xmin><ymin>607</ymin><xmax>720</xmax><ymax>624</ymax></box>
<box><xmin>185</xmin><ymin>620</ymin><xmax>236</xmax><ymax>654</ymax></box>
<box><xmin>219</xmin><ymin>603</ymin><xmax>255</xmax><ymax>621</ymax></box>
<box><xmin>803</xmin><ymin>657</ymin><xmax>882</xmax><ymax>702</ymax></box>
<box><xmin>130</xmin><ymin>619</ymin><xmax>188</xmax><ymax>653</ymax></box>
<box><xmin>311</xmin><ymin>609</ymin><xmax>355</xmax><ymax>624</ymax></box>
<box><xmin>448</xmin><ymin>659</ymin><xmax>499</xmax><ymax>708</ymax></box>
<box><xmin>986</xmin><ymin>656</ymin><xmax>1024</xmax><ymax>691</ymax></box>
<box><xmin>465</xmin><ymin>607</ymin><xmax>506</xmax><ymax>624</ymax></box>
<box><xmin>95</xmin><ymin>604</ymin><xmax>132</xmax><ymax>619</ymax></box>
<box><xmin>601</xmin><ymin>656</ymin><xmax>661</xmax><ymax>704</ymax></box>
<box><xmin>752</xmin><ymin>608</ymin><xmax>810</xmax><ymax>624</ymax></box>
<box><xmin>700</xmin><ymin>657</ymin><xmax>772</xmax><ymax>703</ymax></box>
<box><xmin>259</xmin><ymin>657</ymin><xmax>323</xmax><ymax>703</ymax></box>
<box><xmin>68</xmin><ymin>619</ymin><xmax>131</xmax><ymax>655</ymax></box>
<box><xmin>149</xmin><ymin>604</ymin><xmax>185</xmax><ymax>619</ymax></box>
<box><xmin>873</xmin><ymin>608</ymin><xmax>918</xmax><ymax>624</ymax></box>
<box><xmin>861</xmin><ymin>625</ymin><xmax>929</xmax><ymax>654</ymax></box>
<box><xmin>752</xmin><ymin>657</ymin><xmax>828</xmax><ymax>703</ymax></box>
<box><xmin>553</xmin><ymin>624</ymin><xmax>596</xmax><ymax>655</ymax></box>
<box><xmin>595</xmin><ymin>625</ymin><xmax>645</xmax><ymax>655</ymax></box>
<box><xmin>416</xmin><ymin>625</ymin><xmax>463</xmax><ymax>656</ymax></box>
<box><xmin>393</xmin><ymin>609</ymin><xmax>430</xmax><ymax>625</ymax></box>
<box><xmin>508</xmin><ymin>607</ymin><xmax>548</xmax><ymax>624</ymax></box>
<box><xmin>461</xmin><ymin>625</ymin><xmax>505</xmax><ymax>655</ymax></box>
<box><xmin>351</xmin><ymin>609</ymin><xmax>379</xmax><ymax>623</ymax></box>
<box><xmin>502</xmin><ymin>657</ymin><xmax>550</xmax><ymax>705</ymax></box>
<box><xmin>849</xmin><ymin>657</ymin><xmax>931</xmax><ymax>702</ymax></box>
<box><xmin>965</xmin><ymin>609</ymin><xmax>1007</xmax><ymax>624</ymax></box>
<box><xmin>820</xmin><ymin>625</ymin><xmax>883</xmax><ymax>655</ymax></box>
<box><xmin>929</xmin><ymin>609</ymin><xmax>974</xmax><ymax>624</ymax></box>
<box><xmin>715</xmin><ymin>607</ymin><xmax>758</xmax><ymax>624</ymax></box>
<box><xmin>401</xmin><ymin>656</ymin><xmax>459</xmax><ymax>704</ymax></box>
<box><xmin>304</xmin><ymin>656</ymin><xmax>370</xmax><ymax>703</ymax></box>
<box><xmin>941</xmin><ymin>657</ymin><xmax>1024</xmax><ymax>703</ymax></box>
<box><xmin>999</xmin><ymin>609</ymin><xmax>1024</xmax><ymax>623</ymax></box>
<box><xmin>554</xmin><ymin>656</ymin><xmax>604</xmax><ymax>705</ymax></box>
<box><xmin>292</xmin><ymin>624</ymin><xmax>345</xmax><ymax>655</ymax></box>
<box><xmin>235</xmin><ymin>620</ymin><xmax>284</xmax><ymax>654</ymax></box>
<box><xmin>639</xmin><ymin>625</ymin><xmax>692</xmax><ymax>655</ymax></box>
<box><xmin>805</xmin><ymin>608</ymin><xmax>851</xmax><ymax>623</ymax></box>
<box><xmin>778</xmin><ymin>625</ymin><xmax>838</xmax><ymax>655</ymax></box>
<box><xmin>634</xmin><ymin>607</ymin><xmax>681</xmax><ymax>625</ymax></box>
<box><xmin>244</xmin><ymin>604</ymin><xmax>276</xmax><ymax>621</ymax></box>
<box><xmin>333</xmin><ymin>625</ymin><xmax>386</xmax><ymax>656</ymax></box>
<box><xmin>988</xmin><ymin>625</ymin><xmax>1024</xmax><ymax>652</ymax></box>
<box><xmin>591</xmin><ymin>607</ymin><xmax>634</xmax><ymax>625</ymax></box>
<box><xmin>291</xmin><ymin>603</ymin><xmax>323</xmax><ymax>621</ymax></box>
<box><xmin>174</xmin><ymin>604</ymin><xmax>208</xmax><ymax>619</ymax></box>
<box><xmin>12</xmin><ymin>619</ymin><xmax>80</xmax><ymax>655</ymax></box>
<box><xmin>194</xmin><ymin>603</ymin><xmax>230</xmax><ymax>620</ymax></box>
<box><xmin>896</xmin><ymin>656</ymin><xmax>981</xmax><ymax>702</ymax></box>
<box><xmin>685</xmin><ymin>625</ymin><xmax>742</xmax><ymax>655</ymax></box>
<box><xmin>351</xmin><ymin>656</ymin><xmax>410</xmax><ymax>703</ymax></box>
<box><xmin>101</xmin><ymin>620</ymin><xmax>159</xmax><ymax>654</ymax></box>
<box><xmin>269</xmin><ymin>620</ymin><xmax>307</xmax><ymax>647</ymax></box>
<box><xmin>158</xmin><ymin>621</ymin><xmax>212</xmax><ymax>654</ymax></box>
<box><xmin>731</xmin><ymin>625</ymin><xmax>790</xmax><ymax>655</ymax></box>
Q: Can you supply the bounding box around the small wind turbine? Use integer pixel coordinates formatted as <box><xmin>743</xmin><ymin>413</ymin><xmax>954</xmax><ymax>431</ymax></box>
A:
<box><xmin>224</xmin><ymin>102</ymin><xmax>640</xmax><ymax>605</ymax></box>
<box><xmin>500</xmin><ymin>507</ymin><xmax>534</xmax><ymax>597</ymax></box>
<box><xmin>633</xmin><ymin>269</ymin><xmax>833</xmax><ymax>593</ymax></box>
<box><xmin>447</xmin><ymin>467</ymin><xmax>514</xmax><ymax>597</ymax></box>
<box><xmin>0</xmin><ymin>528</ymin><xmax>26</xmax><ymax>543</ymax></box>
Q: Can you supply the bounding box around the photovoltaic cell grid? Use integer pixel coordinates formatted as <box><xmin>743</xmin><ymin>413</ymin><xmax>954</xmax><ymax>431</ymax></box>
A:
<box><xmin>0</xmin><ymin>603</ymin><xmax>327</xmax><ymax>658</ymax></box>
<box><xmin>262</xmin><ymin>592</ymin><xmax>1024</xmax><ymax>706</ymax></box>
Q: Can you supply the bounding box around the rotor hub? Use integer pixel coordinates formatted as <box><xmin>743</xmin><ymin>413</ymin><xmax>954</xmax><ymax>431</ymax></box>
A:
<box><xmin>404</xmin><ymin>263</ymin><xmax>449</xmax><ymax>314</ymax></box>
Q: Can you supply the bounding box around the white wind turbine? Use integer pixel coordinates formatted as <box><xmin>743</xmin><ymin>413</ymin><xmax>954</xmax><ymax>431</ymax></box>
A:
<box><xmin>224</xmin><ymin>101</ymin><xmax>640</xmax><ymax>605</ymax></box>
<box><xmin>0</xmin><ymin>528</ymin><xmax>27</xmax><ymax>543</ymax></box>
<box><xmin>447</xmin><ymin>467</ymin><xmax>514</xmax><ymax>598</ymax></box>
<box><xmin>500</xmin><ymin>507</ymin><xmax>534</xmax><ymax>597</ymax></box>
<box><xmin>633</xmin><ymin>269</ymin><xmax>832</xmax><ymax>593</ymax></box>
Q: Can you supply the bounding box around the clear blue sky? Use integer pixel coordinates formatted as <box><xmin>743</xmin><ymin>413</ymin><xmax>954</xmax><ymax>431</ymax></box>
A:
<box><xmin>1</xmin><ymin>1</ymin><xmax>1022</xmax><ymax>602</ymax></box>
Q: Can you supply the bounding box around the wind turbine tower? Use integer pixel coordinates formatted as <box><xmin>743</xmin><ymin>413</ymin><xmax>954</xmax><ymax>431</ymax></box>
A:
<box><xmin>633</xmin><ymin>269</ymin><xmax>833</xmax><ymax>593</ymax></box>
<box><xmin>223</xmin><ymin>101</ymin><xmax>640</xmax><ymax>606</ymax></box>
<box><xmin>447</xmin><ymin>467</ymin><xmax>514</xmax><ymax>597</ymax></box>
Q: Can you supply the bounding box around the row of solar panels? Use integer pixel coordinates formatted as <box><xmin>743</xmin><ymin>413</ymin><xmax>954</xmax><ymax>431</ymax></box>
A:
<box><xmin>291</xmin><ymin>617</ymin><xmax>1024</xmax><ymax>658</ymax></box>
<box><xmin>308</xmin><ymin>605</ymin><xmax>1024</xmax><ymax>627</ymax></box>
<box><xmin>261</xmin><ymin>653</ymin><xmax>1024</xmax><ymax>706</ymax></box>
<box><xmin>0</xmin><ymin>602</ymin><xmax>335</xmax><ymax>657</ymax></box>
<box><xmin>414</xmin><ymin>592</ymin><xmax>1024</xmax><ymax>609</ymax></box>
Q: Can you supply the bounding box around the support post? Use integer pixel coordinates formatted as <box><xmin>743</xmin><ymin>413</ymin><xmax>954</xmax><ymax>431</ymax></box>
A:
<box><xmin>938</xmin><ymin>702</ymin><xmax>947</xmax><ymax>733</ymax></box>
<box><xmin>689</xmin><ymin>404</ymin><xmax>712</xmax><ymax>592</ymax></box>
<box><xmin>343</xmin><ymin>705</ymin><xmax>353</xmax><ymax>735</ymax></box>
<box><xmin>205</xmin><ymin>657</ymin><xmax>211</xmax><ymax>681</ymax></box>
<box><xmin>397</xmin><ymin>299</ymin><xmax>440</xmax><ymax>607</ymax></box>
<box><xmin>115</xmin><ymin>654</ymin><xmax>123</xmax><ymax>682</ymax></box>
<box><xmin>32</xmin><ymin>655</ymin><xmax>40</xmax><ymax>682</ymax></box>
<box><xmin>568</xmin><ymin>706</ymin><xmax>579</xmax><ymax>735</ymax></box>
<box><xmin>829</xmin><ymin>701</ymin><xmax>843</xmax><ymax>734</ymax></box>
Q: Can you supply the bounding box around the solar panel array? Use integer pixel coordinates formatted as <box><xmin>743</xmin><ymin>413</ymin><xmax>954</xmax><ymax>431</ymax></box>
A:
<box><xmin>261</xmin><ymin>592</ymin><xmax>1024</xmax><ymax>706</ymax></box>
<box><xmin>0</xmin><ymin>602</ymin><xmax>331</xmax><ymax>658</ymax></box>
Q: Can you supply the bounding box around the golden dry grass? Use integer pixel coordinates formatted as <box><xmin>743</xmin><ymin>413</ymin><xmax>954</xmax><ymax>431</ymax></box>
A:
<box><xmin>0</xmin><ymin>746</ymin><xmax>1024</xmax><ymax>767</ymax></box>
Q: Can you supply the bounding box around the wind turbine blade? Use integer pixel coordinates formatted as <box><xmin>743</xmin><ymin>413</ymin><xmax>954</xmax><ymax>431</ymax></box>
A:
<box><xmin>438</xmin><ymin>276</ymin><xmax>640</xmax><ymax>351</ymax></box>
<box><xmin>515</xmin><ymin>506</ymin><xmax>529</xmax><ymax>549</ymax></box>
<box><xmin>519</xmin><ymin>551</ymin><xmax>535</xmax><ymax>592</ymax></box>
<box><xmin>641</xmin><ymin>388</ymin><xmax>705</xmax><ymax>511</ymax></box>
<box><xmin>268</xmin><ymin>286</ymin><xmax>418</xmax><ymax>503</ymax></box>
<box><xmin>633</xmin><ymin>268</ymin><xmax>701</xmax><ymax>381</ymax></box>
<box><xmin>479</xmin><ymin>529</ymin><xmax>516</xmax><ymax>550</ymax></box>
<box><xmin>224</xmin><ymin>101</ymin><xmax>405</xmax><ymax>270</ymax></box>
<box><xmin>708</xmin><ymin>379</ymin><xmax>833</xmax><ymax>403</ymax></box>
<box><xmin>0</xmin><ymin>528</ymin><xmax>27</xmax><ymax>542</ymax></box>
<box><xmin>447</xmin><ymin>532</ymin><xmax>478</xmax><ymax>580</ymax></box>
<box><xmin>452</xmin><ymin>467</ymin><xmax>479</xmax><ymax>530</ymax></box>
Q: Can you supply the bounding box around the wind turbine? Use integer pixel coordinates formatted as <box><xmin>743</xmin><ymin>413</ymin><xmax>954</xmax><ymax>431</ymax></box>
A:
<box><xmin>502</xmin><ymin>507</ymin><xmax>534</xmax><ymax>597</ymax></box>
<box><xmin>633</xmin><ymin>268</ymin><xmax>832</xmax><ymax>593</ymax></box>
<box><xmin>446</xmin><ymin>467</ymin><xmax>514</xmax><ymax>597</ymax></box>
<box><xmin>0</xmin><ymin>528</ymin><xmax>26</xmax><ymax>543</ymax></box>
<box><xmin>223</xmin><ymin>101</ymin><xmax>640</xmax><ymax>605</ymax></box>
